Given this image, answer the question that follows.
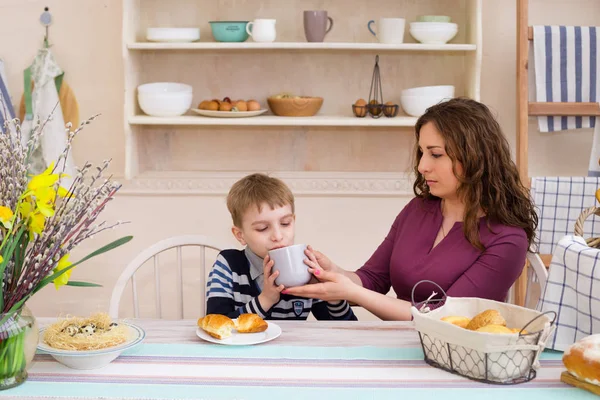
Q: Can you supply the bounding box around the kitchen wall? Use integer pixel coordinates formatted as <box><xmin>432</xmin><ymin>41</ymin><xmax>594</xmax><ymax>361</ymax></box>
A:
<box><xmin>0</xmin><ymin>0</ymin><xmax>598</xmax><ymax>320</ymax></box>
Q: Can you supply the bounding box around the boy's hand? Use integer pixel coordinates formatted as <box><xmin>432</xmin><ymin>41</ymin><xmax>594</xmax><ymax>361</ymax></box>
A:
<box><xmin>257</xmin><ymin>254</ymin><xmax>285</xmax><ymax>312</ymax></box>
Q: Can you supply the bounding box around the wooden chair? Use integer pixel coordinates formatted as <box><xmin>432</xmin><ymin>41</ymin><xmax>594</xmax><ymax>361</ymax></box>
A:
<box><xmin>109</xmin><ymin>235</ymin><xmax>226</xmax><ymax>319</ymax></box>
<box><xmin>514</xmin><ymin>0</ymin><xmax>600</xmax><ymax>306</ymax></box>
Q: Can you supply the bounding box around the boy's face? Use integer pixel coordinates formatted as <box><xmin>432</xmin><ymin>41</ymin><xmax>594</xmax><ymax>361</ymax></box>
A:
<box><xmin>232</xmin><ymin>202</ymin><xmax>295</xmax><ymax>258</ymax></box>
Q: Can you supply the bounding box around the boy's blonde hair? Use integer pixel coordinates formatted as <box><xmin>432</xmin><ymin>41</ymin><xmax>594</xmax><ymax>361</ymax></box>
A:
<box><xmin>227</xmin><ymin>173</ymin><xmax>295</xmax><ymax>228</ymax></box>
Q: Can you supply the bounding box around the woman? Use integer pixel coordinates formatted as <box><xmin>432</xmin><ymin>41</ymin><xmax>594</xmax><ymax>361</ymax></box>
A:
<box><xmin>283</xmin><ymin>98</ymin><xmax>538</xmax><ymax>321</ymax></box>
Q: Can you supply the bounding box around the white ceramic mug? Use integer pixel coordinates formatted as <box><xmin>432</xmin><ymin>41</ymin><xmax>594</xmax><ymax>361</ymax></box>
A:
<box><xmin>367</xmin><ymin>18</ymin><xmax>406</xmax><ymax>44</ymax></box>
<box><xmin>246</xmin><ymin>19</ymin><xmax>277</xmax><ymax>42</ymax></box>
<box><xmin>268</xmin><ymin>244</ymin><xmax>310</xmax><ymax>288</ymax></box>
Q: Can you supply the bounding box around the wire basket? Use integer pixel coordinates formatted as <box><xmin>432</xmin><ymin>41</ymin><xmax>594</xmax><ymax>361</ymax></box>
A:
<box><xmin>411</xmin><ymin>280</ymin><xmax>556</xmax><ymax>385</ymax></box>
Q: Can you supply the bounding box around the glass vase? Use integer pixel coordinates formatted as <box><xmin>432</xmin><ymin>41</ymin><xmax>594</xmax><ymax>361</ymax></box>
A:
<box><xmin>0</xmin><ymin>306</ymin><xmax>37</xmax><ymax>390</ymax></box>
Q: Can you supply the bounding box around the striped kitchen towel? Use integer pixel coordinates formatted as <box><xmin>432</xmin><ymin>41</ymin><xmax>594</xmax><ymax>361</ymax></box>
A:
<box><xmin>532</xmin><ymin>25</ymin><xmax>599</xmax><ymax>133</ymax></box>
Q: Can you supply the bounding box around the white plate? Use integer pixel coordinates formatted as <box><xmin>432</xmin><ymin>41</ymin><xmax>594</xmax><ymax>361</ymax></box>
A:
<box><xmin>191</xmin><ymin>108</ymin><xmax>268</xmax><ymax>118</ymax></box>
<box><xmin>37</xmin><ymin>323</ymin><xmax>145</xmax><ymax>369</ymax></box>
<box><xmin>196</xmin><ymin>321</ymin><xmax>281</xmax><ymax>346</ymax></box>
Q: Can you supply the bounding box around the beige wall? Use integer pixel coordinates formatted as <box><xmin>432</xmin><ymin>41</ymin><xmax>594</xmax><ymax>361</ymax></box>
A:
<box><xmin>0</xmin><ymin>0</ymin><xmax>596</xmax><ymax>320</ymax></box>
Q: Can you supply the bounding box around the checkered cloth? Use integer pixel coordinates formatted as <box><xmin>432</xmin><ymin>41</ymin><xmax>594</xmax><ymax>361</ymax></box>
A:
<box><xmin>537</xmin><ymin>235</ymin><xmax>600</xmax><ymax>351</ymax></box>
<box><xmin>530</xmin><ymin>176</ymin><xmax>600</xmax><ymax>254</ymax></box>
<box><xmin>531</xmin><ymin>177</ymin><xmax>600</xmax><ymax>350</ymax></box>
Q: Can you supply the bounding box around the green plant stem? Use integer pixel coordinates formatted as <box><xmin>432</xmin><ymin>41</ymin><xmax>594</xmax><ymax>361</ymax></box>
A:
<box><xmin>0</xmin><ymin>330</ymin><xmax>26</xmax><ymax>381</ymax></box>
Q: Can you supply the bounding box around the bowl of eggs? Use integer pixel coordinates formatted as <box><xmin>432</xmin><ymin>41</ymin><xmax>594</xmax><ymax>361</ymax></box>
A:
<box><xmin>37</xmin><ymin>313</ymin><xmax>145</xmax><ymax>370</ymax></box>
<box><xmin>193</xmin><ymin>97</ymin><xmax>266</xmax><ymax>117</ymax></box>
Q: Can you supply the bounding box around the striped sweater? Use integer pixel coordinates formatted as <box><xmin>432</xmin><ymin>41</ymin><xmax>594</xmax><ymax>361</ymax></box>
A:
<box><xmin>206</xmin><ymin>248</ymin><xmax>356</xmax><ymax>320</ymax></box>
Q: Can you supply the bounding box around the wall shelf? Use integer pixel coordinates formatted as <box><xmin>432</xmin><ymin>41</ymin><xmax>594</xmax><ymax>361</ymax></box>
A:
<box><xmin>127</xmin><ymin>42</ymin><xmax>477</xmax><ymax>52</ymax></box>
<box><xmin>128</xmin><ymin>115</ymin><xmax>419</xmax><ymax>127</ymax></box>
<box><xmin>123</xmin><ymin>0</ymin><xmax>482</xmax><ymax>179</ymax></box>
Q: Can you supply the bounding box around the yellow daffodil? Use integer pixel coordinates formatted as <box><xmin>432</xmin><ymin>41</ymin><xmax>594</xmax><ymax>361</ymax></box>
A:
<box><xmin>18</xmin><ymin>202</ymin><xmax>32</xmax><ymax>219</ymax></box>
<box><xmin>27</xmin><ymin>162</ymin><xmax>60</xmax><ymax>193</ymax></box>
<box><xmin>33</xmin><ymin>186</ymin><xmax>57</xmax><ymax>218</ymax></box>
<box><xmin>0</xmin><ymin>255</ymin><xmax>3</xmax><ymax>264</ymax></box>
<box><xmin>22</xmin><ymin>162</ymin><xmax>72</xmax><ymax>206</ymax></box>
<box><xmin>57</xmin><ymin>186</ymin><xmax>74</xmax><ymax>198</ymax></box>
<box><xmin>0</xmin><ymin>206</ymin><xmax>14</xmax><ymax>229</ymax></box>
<box><xmin>53</xmin><ymin>254</ymin><xmax>73</xmax><ymax>290</ymax></box>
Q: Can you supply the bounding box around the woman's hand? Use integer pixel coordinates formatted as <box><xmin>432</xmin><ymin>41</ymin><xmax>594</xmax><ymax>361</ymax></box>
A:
<box><xmin>304</xmin><ymin>245</ymin><xmax>341</xmax><ymax>274</ymax></box>
<box><xmin>257</xmin><ymin>254</ymin><xmax>284</xmax><ymax>311</ymax></box>
<box><xmin>283</xmin><ymin>267</ymin><xmax>358</xmax><ymax>303</ymax></box>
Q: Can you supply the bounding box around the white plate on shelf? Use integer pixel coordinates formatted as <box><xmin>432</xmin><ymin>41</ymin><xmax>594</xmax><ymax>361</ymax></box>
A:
<box><xmin>191</xmin><ymin>108</ymin><xmax>268</xmax><ymax>118</ymax></box>
<box><xmin>196</xmin><ymin>321</ymin><xmax>281</xmax><ymax>346</ymax></box>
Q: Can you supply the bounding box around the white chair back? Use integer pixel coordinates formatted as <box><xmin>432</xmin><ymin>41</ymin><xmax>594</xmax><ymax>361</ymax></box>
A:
<box><xmin>109</xmin><ymin>235</ymin><xmax>225</xmax><ymax>319</ymax></box>
<box><xmin>507</xmin><ymin>251</ymin><xmax>549</xmax><ymax>309</ymax></box>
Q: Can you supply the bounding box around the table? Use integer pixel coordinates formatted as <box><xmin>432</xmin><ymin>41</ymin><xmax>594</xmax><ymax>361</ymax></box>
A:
<box><xmin>0</xmin><ymin>319</ymin><xmax>595</xmax><ymax>400</ymax></box>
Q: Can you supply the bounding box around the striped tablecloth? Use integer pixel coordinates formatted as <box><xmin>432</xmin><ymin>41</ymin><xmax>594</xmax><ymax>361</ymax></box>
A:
<box><xmin>0</xmin><ymin>319</ymin><xmax>595</xmax><ymax>400</ymax></box>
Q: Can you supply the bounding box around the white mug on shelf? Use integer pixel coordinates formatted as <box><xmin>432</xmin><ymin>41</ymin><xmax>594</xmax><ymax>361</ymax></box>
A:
<box><xmin>368</xmin><ymin>18</ymin><xmax>406</xmax><ymax>44</ymax></box>
<box><xmin>246</xmin><ymin>19</ymin><xmax>277</xmax><ymax>42</ymax></box>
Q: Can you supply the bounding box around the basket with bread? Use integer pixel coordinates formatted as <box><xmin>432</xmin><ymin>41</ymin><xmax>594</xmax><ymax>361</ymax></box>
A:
<box><xmin>411</xmin><ymin>280</ymin><xmax>556</xmax><ymax>384</ymax></box>
<box><xmin>197</xmin><ymin>313</ymin><xmax>268</xmax><ymax>340</ymax></box>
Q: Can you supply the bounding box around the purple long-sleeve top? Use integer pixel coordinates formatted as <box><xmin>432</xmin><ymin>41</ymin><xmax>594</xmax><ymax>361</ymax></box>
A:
<box><xmin>355</xmin><ymin>197</ymin><xmax>528</xmax><ymax>305</ymax></box>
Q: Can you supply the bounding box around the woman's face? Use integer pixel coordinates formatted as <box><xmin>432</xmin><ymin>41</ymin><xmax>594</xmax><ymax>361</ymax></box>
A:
<box><xmin>417</xmin><ymin>122</ymin><xmax>463</xmax><ymax>201</ymax></box>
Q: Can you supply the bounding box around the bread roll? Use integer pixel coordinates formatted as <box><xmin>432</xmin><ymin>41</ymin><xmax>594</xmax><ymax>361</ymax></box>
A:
<box><xmin>197</xmin><ymin>314</ymin><xmax>235</xmax><ymax>340</ymax></box>
<box><xmin>509</xmin><ymin>327</ymin><xmax>529</xmax><ymax>334</ymax></box>
<box><xmin>563</xmin><ymin>334</ymin><xmax>600</xmax><ymax>386</ymax></box>
<box><xmin>466</xmin><ymin>309</ymin><xmax>507</xmax><ymax>331</ymax></box>
<box><xmin>236</xmin><ymin>313</ymin><xmax>268</xmax><ymax>333</ymax></box>
<box><xmin>441</xmin><ymin>316</ymin><xmax>471</xmax><ymax>329</ymax></box>
<box><xmin>476</xmin><ymin>324</ymin><xmax>513</xmax><ymax>334</ymax></box>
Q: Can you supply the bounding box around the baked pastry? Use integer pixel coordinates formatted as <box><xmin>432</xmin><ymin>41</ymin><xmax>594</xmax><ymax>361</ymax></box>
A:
<box><xmin>563</xmin><ymin>334</ymin><xmax>600</xmax><ymax>386</ymax></box>
<box><xmin>509</xmin><ymin>327</ymin><xmax>529</xmax><ymax>334</ymax></box>
<box><xmin>466</xmin><ymin>309</ymin><xmax>507</xmax><ymax>331</ymax></box>
<box><xmin>236</xmin><ymin>313</ymin><xmax>268</xmax><ymax>333</ymax></box>
<box><xmin>441</xmin><ymin>316</ymin><xmax>471</xmax><ymax>329</ymax></box>
<box><xmin>197</xmin><ymin>314</ymin><xmax>235</xmax><ymax>340</ymax></box>
<box><xmin>476</xmin><ymin>324</ymin><xmax>513</xmax><ymax>334</ymax></box>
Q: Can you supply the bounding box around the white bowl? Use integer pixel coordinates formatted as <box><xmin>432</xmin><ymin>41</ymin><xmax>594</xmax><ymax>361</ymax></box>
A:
<box><xmin>401</xmin><ymin>85</ymin><xmax>455</xmax><ymax>97</ymax></box>
<box><xmin>137</xmin><ymin>82</ymin><xmax>192</xmax><ymax>94</ymax></box>
<box><xmin>137</xmin><ymin>83</ymin><xmax>193</xmax><ymax>117</ymax></box>
<box><xmin>400</xmin><ymin>85</ymin><xmax>455</xmax><ymax>117</ymax></box>
<box><xmin>37</xmin><ymin>323</ymin><xmax>145</xmax><ymax>370</ymax></box>
<box><xmin>409</xmin><ymin>22</ymin><xmax>458</xmax><ymax>44</ymax></box>
<box><xmin>410</xmin><ymin>22</ymin><xmax>457</xmax><ymax>29</ymax></box>
<box><xmin>147</xmin><ymin>28</ymin><xmax>200</xmax><ymax>42</ymax></box>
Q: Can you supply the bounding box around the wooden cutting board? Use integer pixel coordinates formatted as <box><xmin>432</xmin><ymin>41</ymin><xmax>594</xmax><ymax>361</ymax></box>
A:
<box><xmin>561</xmin><ymin>371</ymin><xmax>600</xmax><ymax>396</ymax></box>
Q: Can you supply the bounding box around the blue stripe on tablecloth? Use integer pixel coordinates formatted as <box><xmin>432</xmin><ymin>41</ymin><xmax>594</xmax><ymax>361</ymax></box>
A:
<box><xmin>86</xmin><ymin>344</ymin><xmax>562</xmax><ymax>361</ymax></box>
<box><xmin>120</xmin><ymin>343</ymin><xmax>425</xmax><ymax>359</ymax></box>
<box><xmin>1</xmin><ymin>382</ymin><xmax>596</xmax><ymax>400</ymax></box>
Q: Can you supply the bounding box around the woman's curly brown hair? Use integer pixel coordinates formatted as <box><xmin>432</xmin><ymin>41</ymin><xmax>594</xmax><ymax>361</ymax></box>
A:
<box><xmin>413</xmin><ymin>97</ymin><xmax>538</xmax><ymax>250</ymax></box>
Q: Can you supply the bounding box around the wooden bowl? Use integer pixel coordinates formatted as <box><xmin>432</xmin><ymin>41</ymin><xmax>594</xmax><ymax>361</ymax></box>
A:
<box><xmin>267</xmin><ymin>96</ymin><xmax>324</xmax><ymax>117</ymax></box>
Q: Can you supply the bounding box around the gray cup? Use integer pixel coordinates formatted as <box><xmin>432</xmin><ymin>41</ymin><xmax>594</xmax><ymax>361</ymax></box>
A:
<box><xmin>303</xmin><ymin>10</ymin><xmax>334</xmax><ymax>42</ymax></box>
<box><xmin>268</xmin><ymin>244</ymin><xmax>310</xmax><ymax>287</ymax></box>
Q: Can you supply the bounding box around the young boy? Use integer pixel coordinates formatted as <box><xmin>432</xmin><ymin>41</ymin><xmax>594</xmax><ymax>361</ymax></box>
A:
<box><xmin>206</xmin><ymin>173</ymin><xmax>356</xmax><ymax>320</ymax></box>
